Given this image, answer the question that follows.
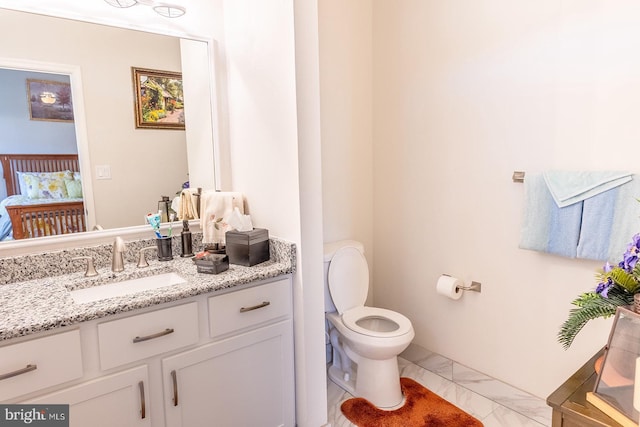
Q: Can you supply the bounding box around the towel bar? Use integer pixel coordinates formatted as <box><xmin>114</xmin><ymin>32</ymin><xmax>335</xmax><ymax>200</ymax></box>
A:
<box><xmin>512</xmin><ymin>171</ymin><xmax>525</xmax><ymax>183</ymax></box>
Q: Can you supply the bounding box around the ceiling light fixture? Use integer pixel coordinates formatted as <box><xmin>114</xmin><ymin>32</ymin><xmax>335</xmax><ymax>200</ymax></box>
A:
<box><xmin>153</xmin><ymin>3</ymin><xmax>186</xmax><ymax>18</ymax></box>
<box><xmin>104</xmin><ymin>0</ymin><xmax>137</xmax><ymax>8</ymax></box>
<box><xmin>103</xmin><ymin>0</ymin><xmax>186</xmax><ymax>18</ymax></box>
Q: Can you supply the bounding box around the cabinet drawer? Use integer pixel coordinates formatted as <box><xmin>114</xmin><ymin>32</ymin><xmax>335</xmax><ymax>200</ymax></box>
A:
<box><xmin>208</xmin><ymin>278</ymin><xmax>291</xmax><ymax>338</ymax></box>
<box><xmin>0</xmin><ymin>329</ymin><xmax>83</xmax><ymax>401</ymax></box>
<box><xmin>98</xmin><ymin>302</ymin><xmax>199</xmax><ymax>370</ymax></box>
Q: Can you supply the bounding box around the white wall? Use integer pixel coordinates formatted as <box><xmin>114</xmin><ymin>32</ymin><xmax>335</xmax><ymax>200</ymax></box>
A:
<box><xmin>223</xmin><ymin>1</ymin><xmax>327</xmax><ymax>425</ymax></box>
<box><xmin>0</xmin><ymin>70</ymin><xmax>76</xmax><ymax>151</ymax></box>
<box><xmin>318</xmin><ymin>0</ymin><xmax>374</xmax><ymax>304</ymax></box>
<box><xmin>292</xmin><ymin>2</ymin><xmax>329</xmax><ymax>424</ymax></box>
<box><xmin>0</xmin><ymin>69</ymin><xmax>76</xmax><ymax>200</ymax></box>
<box><xmin>370</xmin><ymin>1</ymin><xmax>640</xmax><ymax>398</ymax></box>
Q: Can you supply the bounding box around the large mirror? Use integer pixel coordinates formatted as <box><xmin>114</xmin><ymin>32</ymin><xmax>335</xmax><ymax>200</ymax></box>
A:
<box><xmin>0</xmin><ymin>7</ymin><xmax>217</xmax><ymax>245</ymax></box>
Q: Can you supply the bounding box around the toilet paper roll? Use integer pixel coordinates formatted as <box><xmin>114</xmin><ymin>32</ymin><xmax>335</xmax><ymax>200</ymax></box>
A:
<box><xmin>436</xmin><ymin>275</ymin><xmax>463</xmax><ymax>300</ymax></box>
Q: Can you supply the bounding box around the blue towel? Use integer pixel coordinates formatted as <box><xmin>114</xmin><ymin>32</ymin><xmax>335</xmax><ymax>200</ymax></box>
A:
<box><xmin>519</xmin><ymin>174</ymin><xmax>582</xmax><ymax>258</ymax></box>
<box><xmin>547</xmin><ymin>201</ymin><xmax>583</xmax><ymax>258</ymax></box>
<box><xmin>521</xmin><ymin>173</ymin><xmax>640</xmax><ymax>261</ymax></box>
<box><xmin>576</xmin><ymin>187</ymin><xmax>618</xmax><ymax>261</ymax></box>
<box><xmin>603</xmin><ymin>175</ymin><xmax>640</xmax><ymax>262</ymax></box>
<box><xmin>519</xmin><ymin>174</ymin><xmax>553</xmax><ymax>253</ymax></box>
<box><xmin>543</xmin><ymin>170</ymin><xmax>631</xmax><ymax>208</ymax></box>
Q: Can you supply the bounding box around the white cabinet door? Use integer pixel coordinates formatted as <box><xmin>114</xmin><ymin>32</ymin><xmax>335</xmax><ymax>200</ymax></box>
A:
<box><xmin>26</xmin><ymin>365</ymin><xmax>150</xmax><ymax>427</ymax></box>
<box><xmin>162</xmin><ymin>320</ymin><xmax>294</xmax><ymax>427</ymax></box>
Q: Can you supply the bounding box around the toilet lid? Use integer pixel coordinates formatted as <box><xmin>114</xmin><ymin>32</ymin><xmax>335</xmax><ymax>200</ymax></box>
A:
<box><xmin>342</xmin><ymin>306</ymin><xmax>413</xmax><ymax>338</ymax></box>
<box><xmin>328</xmin><ymin>246</ymin><xmax>369</xmax><ymax>314</ymax></box>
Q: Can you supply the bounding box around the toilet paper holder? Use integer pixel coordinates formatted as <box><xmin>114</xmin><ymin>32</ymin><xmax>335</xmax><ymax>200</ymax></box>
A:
<box><xmin>443</xmin><ymin>274</ymin><xmax>482</xmax><ymax>293</ymax></box>
<box><xmin>458</xmin><ymin>281</ymin><xmax>482</xmax><ymax>293</ymax></box>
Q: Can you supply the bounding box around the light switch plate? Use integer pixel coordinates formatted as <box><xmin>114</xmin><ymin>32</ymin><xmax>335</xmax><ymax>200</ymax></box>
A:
<box><xmin>96</xmin><ymin>165</ymin><xmax>111</xmax><ymax>180</ymax></box>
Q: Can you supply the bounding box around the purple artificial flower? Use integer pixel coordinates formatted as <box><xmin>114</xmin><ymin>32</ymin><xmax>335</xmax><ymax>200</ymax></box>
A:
<box><xmin>619</xmin><ymin>233</ymin><xmax>640</xmax><ymax>272</ymax></box>
<box><xmin>595</xmin><ymin>277</ymin><xmax>614</xmax><ymax>298</ymax></box>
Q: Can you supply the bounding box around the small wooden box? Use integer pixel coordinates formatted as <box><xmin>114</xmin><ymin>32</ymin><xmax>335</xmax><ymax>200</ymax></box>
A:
<box><xmin>193</xmin><ymin>253</ymin><xmax>229</xmax><ymax>274</ymax></box>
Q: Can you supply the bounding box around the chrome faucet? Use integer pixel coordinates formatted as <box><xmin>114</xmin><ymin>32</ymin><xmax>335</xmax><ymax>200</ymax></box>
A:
<box><xmin>111</xmin><ymin>236</ymin><xmax>126</xmax><ymax>273</ymax></box>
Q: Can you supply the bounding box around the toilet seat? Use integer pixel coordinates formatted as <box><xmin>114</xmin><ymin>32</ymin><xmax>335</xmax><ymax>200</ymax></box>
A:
<box><xmin>342</xmin><ymin>306</ymin><xmax>412</xmax><ymax>338</ymax></box>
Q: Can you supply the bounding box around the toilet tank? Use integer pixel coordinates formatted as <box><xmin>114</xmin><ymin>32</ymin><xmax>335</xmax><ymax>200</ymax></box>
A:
<box><xmin>323</xmin><ymin>240</ymin><xmax>365</xmax><ymax>313</ymax></box>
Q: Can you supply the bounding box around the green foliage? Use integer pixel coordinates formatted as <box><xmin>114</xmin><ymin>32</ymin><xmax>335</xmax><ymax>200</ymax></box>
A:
<box><xmin>561</xmin><ymin>208</ymin><xmax>640</xmax><ymax>349</ymax></box>
<box><xmin>142</xmin><ymin>109</ymin><xmax>167</xmax><ymax>123</ymax></box>
<box><xmin>597</xmin><ymin>266</ymin><xmax>640</xmax><ymax>294</ymax></box>
<box><xmin>558</xmin><ymin>288</ymin><xmax>634</xmax><ymax>349</ymax></box>
<box><xmin>143</xmin><ymin>110</ymin><xmax>159</xmax><ymax>122</ymax></box>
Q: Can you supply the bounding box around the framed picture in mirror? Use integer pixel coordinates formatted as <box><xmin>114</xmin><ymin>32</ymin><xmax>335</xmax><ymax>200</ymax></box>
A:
<box><xmin>27</xmin><ymin>79</ymin><xmax>74</xmax><ymax>122</ymax></box>
<box><xmin>131</xmin><ymin>67</ymin><xmax>185</xmax><ymax>130</ymax></box>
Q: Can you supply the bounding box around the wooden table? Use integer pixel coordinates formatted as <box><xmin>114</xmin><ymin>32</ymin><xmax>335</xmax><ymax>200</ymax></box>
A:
<box><xmin>547</xmin><ymin>348</ymin><xmax>624</xmax><ymax>427</ymax></box>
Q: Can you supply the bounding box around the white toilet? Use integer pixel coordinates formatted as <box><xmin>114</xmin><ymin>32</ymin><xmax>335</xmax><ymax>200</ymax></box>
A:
<box><xmin>324</xmin><ymin>240</ymin><xmax>415</xmax><ymax>408</ymax></box>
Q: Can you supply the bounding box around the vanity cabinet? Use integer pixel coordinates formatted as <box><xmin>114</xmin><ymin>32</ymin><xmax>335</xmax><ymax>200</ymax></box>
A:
<box><xmin>0</xmin><ymin>275</ymin><xmax>294</xmax><ymax>427</ymax></box>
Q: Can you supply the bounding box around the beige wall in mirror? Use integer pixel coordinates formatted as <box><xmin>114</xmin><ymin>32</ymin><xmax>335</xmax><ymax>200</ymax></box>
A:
<box><xmin>0</xmin><ymin>8</ymin><xmax>189</xmax><ymax>241</ymax></box>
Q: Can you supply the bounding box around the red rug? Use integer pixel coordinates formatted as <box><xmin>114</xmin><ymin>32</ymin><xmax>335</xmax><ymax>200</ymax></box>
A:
<box><xmin>340</xmin><ymin>377</ymin><xmax>484</xmax><ymax>427</ymax></box>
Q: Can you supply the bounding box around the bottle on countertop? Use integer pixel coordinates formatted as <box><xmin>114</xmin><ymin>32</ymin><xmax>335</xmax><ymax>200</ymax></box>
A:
<box><xmin>181</xmin><ymin>220</ymin><xmax>194</xmax><ymax>257</ymax></box>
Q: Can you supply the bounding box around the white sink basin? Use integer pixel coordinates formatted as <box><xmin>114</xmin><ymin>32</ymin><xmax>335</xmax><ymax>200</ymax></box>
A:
<box><xmin>69</xmin><ymin>272</ymin><xmax>186</xmax><ymax>304</ymax></box>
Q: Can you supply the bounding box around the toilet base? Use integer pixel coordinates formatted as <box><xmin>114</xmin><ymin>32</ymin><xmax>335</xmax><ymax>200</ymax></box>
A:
<box><xmin>328</xmin><ymin>356</ymin><xmax>404</xmax><ymax>409</ymax></box>
<box><xmin>328</xmin><ymin>364</ymin><xmax>357</xmax><ymax>395</ymax></box>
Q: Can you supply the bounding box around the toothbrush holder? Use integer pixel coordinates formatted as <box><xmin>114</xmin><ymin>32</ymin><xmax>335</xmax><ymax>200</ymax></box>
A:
<box><xmin>156</xmin><ymin>236</ymin><xmax>173</xmax><ymax>261</ymax></box>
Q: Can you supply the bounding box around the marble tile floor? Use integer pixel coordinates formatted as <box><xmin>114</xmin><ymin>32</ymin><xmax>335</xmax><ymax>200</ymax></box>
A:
<box><xmin>327</xmin><ymin>344</ymin><xmax>552</xmax><ymax>427</ymax></box>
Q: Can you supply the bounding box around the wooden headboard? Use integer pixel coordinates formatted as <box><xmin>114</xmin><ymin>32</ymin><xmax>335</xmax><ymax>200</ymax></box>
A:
<box><xmin>0</xmin><ymin>154</ymin><xmax>80</xmax><ymax>197</ymax></box>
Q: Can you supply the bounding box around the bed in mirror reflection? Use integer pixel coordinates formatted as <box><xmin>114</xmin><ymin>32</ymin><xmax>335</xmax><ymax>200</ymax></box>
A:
<box><xmin>0</xmin><ymin>153</ymin><xmax>86</xmax><ymax>240</ymax></box>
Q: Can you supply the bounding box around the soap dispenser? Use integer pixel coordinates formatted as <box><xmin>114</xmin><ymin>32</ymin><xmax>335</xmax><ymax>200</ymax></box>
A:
<box><xmin>181</xmin><ymin>220</ymin><xmax>194</xmax><ymax>257</ymax></box>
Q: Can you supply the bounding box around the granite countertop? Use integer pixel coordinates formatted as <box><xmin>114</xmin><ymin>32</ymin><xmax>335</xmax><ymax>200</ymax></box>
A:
<box><xmin>0</xmin><ymin>239</ymin><xmax>296</xmax><ymax>342</ymax></box>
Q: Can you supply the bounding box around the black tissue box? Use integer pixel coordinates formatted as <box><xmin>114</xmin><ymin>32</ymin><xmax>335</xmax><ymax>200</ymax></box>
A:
<box><xmin>225</xmin><ymin>228</ymin><xmax>270</xmax><ymax>266</ymax></box>
<box><xmin>193</xmin><ymin>253</ymin><xmax>229</xmax><ymax>274</ymax></box>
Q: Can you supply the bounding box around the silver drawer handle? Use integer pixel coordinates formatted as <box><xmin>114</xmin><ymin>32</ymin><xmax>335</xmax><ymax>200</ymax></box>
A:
<box><xmin>0</xmin><ymin>364</ymin><xmax>37</xmax><ymax>381</ymax></box>
<box><xmin>239</xmin><ymin>301</ymin><xmax>270</xmax><ymax>313</ymax></box>
<box><xmin>171</xmin><ymin>370</ymin><xmax>179</xmax><ymax>406</ymax></box>
<box><xmin>138</xmin><ymin>381</ymin><xmax>146</xmax><ymax>419</ymax></box>
<box><xmin>133</xmin><ymin>328</ymin><xmax>174</xmax><ymax>343</ymax></box>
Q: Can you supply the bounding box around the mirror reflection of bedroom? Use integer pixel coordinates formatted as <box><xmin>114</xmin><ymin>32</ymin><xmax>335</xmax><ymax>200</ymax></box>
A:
<box><xmin>0</xmin><ymin>68</ymin><xmax>84</xmax><ymax>241</ymax></box>
<box><xmin>0</xmin><ymin>8</ymin><xmax>199</xmax><ymax>244</ymax></box>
